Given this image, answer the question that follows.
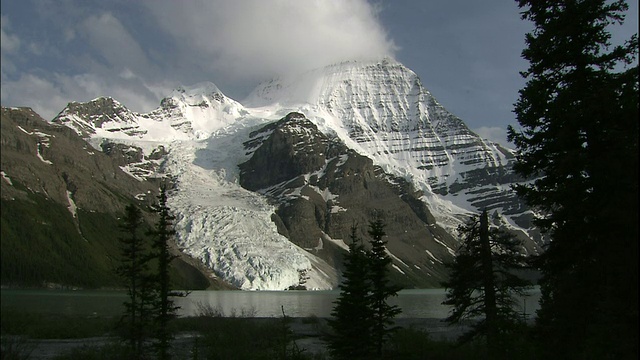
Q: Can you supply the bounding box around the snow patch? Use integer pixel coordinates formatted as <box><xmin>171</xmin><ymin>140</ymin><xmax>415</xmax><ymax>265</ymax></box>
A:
<box><xmin>425</xmin><ymin>249</ymin><xmax>443</xmax><ymax>264</ymax></box>
<box><xmin>1</xmin><ymin>171</ymin><xmax>12</xmax><ymax>185</ymax></box>
<box><xmin>16</xmin><ymin>125</ymin><xmax>31</xmax><ymax>135</ymax></box>
<box><xmin>432</xmin><ymin>236</ymin><xmax>456</xmax><ymax>256</ymax></box>
<box><xmin>36</xmin><ymin>145</ymin><xmax>52</xmax><ymax>165</ymax></box>
<box><xmin>322</xmin><ymin>233</ymin><xmax>349</xmax><ymax>251</ymax></box>
<box><xmin>66</xmin><ymin>191</ymin><xmax>77</xmax><ymax>218</ymax></box>
<box><xmin>392</xmin><ymin>264</ymin><xmax>406</xmax><ymax>274</ymax></box>
<box><xmin>161</xmin><ymin>132</ymin><xmax>335</xmax><ymax>290</ymax></box>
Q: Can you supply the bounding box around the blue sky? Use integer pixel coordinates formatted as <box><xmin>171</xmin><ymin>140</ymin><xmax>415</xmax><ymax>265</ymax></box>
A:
<box><xmin>1</xmin><ymin>0</ymin><xmax>637</xmax><ymax>146</ymax></box>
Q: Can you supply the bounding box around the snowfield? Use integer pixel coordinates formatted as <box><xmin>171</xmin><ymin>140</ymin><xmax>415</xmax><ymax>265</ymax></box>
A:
<box><xmin>54</xmin><ymin>59</ymin><xmax>535</xmax><ymax>290</ymax></box>
<box><xmin>162</xmin><ymin>128</ymin><xmax>337</xmax><ymax>290</ymax></box>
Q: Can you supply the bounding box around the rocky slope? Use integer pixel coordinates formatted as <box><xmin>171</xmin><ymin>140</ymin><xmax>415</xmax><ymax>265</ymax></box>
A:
<box><xmin>246</xmin><ymin>59</ymin><xmax>539</xmax><ymax>241</ymax></box>
<box><xmin>239</xmin><ymin>112</ymin><xmax>458</xmax><ymax>286</ymax></box>
<box><xmin>2</xmin><ymin>58</ymin><xmax>542</xmax><ymax>289</ymax></box>
<box><xmin>0</xmin><ymin>107</ymin><xmax>229</xmax><ymax>289</ymax></box>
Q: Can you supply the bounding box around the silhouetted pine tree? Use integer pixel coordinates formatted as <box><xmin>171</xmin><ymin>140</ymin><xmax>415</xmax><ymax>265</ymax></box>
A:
<box><xmin>148</xmin><ymin>185</ymin><xmax>181</xmax><ymax>360</ymax></box>
<box><xmin>442</xmin><ymin>209</ymin><xmax>530</xmax><ymax>359</ymax></box>
<box><xmin>367</xmin><ymin>217</ymin><xmax>401</xmax><ymax>358</ymax></box>
<box><xmin>115</xmin><ymin>204</ymin><xmax>154</xmax><ymax>359</ymax></box>
<box><xmin>328</xmin><ymin>224</ymin><xmax>374</xmax><ymax>360</ymax></box>
<box><xmin>509</xmin><ymin>1</ymin><xmax>638</xmax><ymax>358</ymax></box>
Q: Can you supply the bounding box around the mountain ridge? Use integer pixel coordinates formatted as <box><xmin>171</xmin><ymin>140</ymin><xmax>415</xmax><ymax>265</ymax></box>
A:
<box><xmin>2</xmin><ymin>58</ymin><xmax>541</xmax><ymax>289</ymax></box>
<box><xmin>0</xmin><ymin>107</ymin><xmax>227</xmax><ymax>289</ymax></box>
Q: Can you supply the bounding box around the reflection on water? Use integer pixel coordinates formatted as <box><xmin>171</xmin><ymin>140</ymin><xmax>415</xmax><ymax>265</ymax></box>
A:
<box><xmin>1</xmin><ymin>288</ymin><xmax>540</xmax><ymax>319</ymax></box>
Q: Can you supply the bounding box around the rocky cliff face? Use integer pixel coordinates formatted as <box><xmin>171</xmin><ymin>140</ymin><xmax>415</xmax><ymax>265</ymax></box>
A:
<box><xmin>52</xmin><ymin>97</ymin><xmax>146</xmax><ymax>138</ymax></box>
<box><xmin>0</xmin><ymin>107</ymin><xmax>230</xmax><ymax>289</ymax></box>
<box><xmin>3</xmin><ymin>58</ymin><xmax>542</xmax><ymax>290</ymax></box>
<box><xmin>247</xmin><ymin>58</ymin><xmax>541</xmax><ymax>250</ymax></box>
<box><xmin>1</xmin><ymin>107</ymin><xmax>157</xmax><ymax>212</ymax></box>
<box><xmin>239</xmin><ymin>112</ymin><xmax>461</xmax><ymax>287</ymax></box>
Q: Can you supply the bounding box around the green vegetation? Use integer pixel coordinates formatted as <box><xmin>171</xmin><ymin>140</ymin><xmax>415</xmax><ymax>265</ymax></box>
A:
<box><xmin>442</xmin><ymin>209</ymin><xmax>531</xmax><ymax>359</ymax></box>
<box><xmin>111</xmin><ymin>186</ymin><xmax>190</xmax><ymax>359</ymax></box>
<box><xmin>51</xmin><ymin>342</ymin><xmax>135</xmax><ymax>360</ymax></box>
<box><xmin>0</xmin><ymin>310</ymin><xmax>119</xmax><ymax>339</ymax></box>
<box><xmin>115</xmin><ymin>204</ymin><xmax>155</xmax><ymax>358</ymax></box>
<box><xmin>387</xmin><ymin>326</ymin><xmax>538</xmax><ymax>360</ymax></box>
<box><xmin>0</xmin><ymin>180</ymin><xmax>210</xmax><ymax>290</ymax></box>
<box><xmin>1</xmin><ymin>307</ymin><xmax>545</xmax><ymax>360</ymax></box>
<box><xmin>509</xmin><ymin>0</ymin><xmax>638</xmax><ymax>358</ymax></box>
<box><xmin>367</xmin><ymin>218</ymin><xmax>402</xmax><ymax>357</ymax></box>
<box><xmin>328</xmin><ymin>218</ymin><xmax>401</xmax><ymax>359</ymax></box>
<box><xmin>146</xmin><ymin>186</ymin><xmax>188</xmax><ymax>360</ymax></box>
<box><xmin>0</xmin><ymin>335</ymin><xmax>36</xmax><ymax>360</ymax></box>
<box><xmin>327</xmin><ymin>225</ymin><xmax>374</xmax><ymax>359</ymax></box>
<box><xmin>1</xmin><ymin>189</ymin><xmax>121</xmax><ymax>288</ymax></box>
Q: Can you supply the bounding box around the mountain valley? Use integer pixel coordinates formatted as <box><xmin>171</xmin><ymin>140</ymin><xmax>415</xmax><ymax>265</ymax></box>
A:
<box><xmin>1</xmin><ymin>58</ymin><xmax>542</xmax><ymax>290</ymax></box>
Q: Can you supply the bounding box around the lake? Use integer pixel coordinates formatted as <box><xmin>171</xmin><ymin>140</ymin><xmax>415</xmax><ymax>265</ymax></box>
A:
<box><xmin>1</xmin><ymin>288</ymin><xmax>540</xmax><ymax>319</ymax></box>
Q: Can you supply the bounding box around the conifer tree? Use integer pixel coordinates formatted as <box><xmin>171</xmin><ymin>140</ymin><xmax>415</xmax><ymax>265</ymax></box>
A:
<box><xmin>509</xmin><ymin>1</ymin><xmax>638</xmax><ymax>357</ymax></box>
<box><xmin>442</xmin><ymin>210</ymin><xmax>530</xmax><ymax>359</ymax></box>
<box><xmin>367</xmin><ymin>217</ymin><xmax>401</xmax><ymax>358</ymax></box>
<box><xmin>328</xmin><ymin>224</ymin><xmax>374</xmax><ymax>360</ymax></box>
<box><xmin>148</xmin><ymin>185</ymin><xmax>181</xmax><ymax>360</ymax></box>
<box><xmin>116</xmin><ymin>204</ymin><xmax>154</xmax><ymax>358</ymax></box>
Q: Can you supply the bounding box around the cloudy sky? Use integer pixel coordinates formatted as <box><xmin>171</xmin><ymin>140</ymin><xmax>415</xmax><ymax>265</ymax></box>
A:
<box><xmin>1</xmin><ymin>0</ymin><xmax>637</xmax><ymax>145</ymax></box>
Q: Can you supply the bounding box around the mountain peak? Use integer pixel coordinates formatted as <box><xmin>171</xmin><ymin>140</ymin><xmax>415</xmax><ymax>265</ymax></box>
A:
<box><xmin>172</xmin><ymin>81</ymin><xmax>222</xmax><ymax>98</ymax></box>
<box><xmin>52</xmin><ymin>96</ymin><xmax>140</xmax><ymax>138</ymax></box>
<box><xmin>64</xmin><ymin>96</ymin><xmax>127</xmax><ymax>114</ymax></box>
<box><xmin>162</xmin><ymin>81</ymin><xmax>229</xmax><ymax>108</ymax></box>
<box><xmin>33</xmin><ymin>58</ymin><xmax>541</xmax><ymax>290</ymax></box>
<box><xmin>243</xmin><ymin>57</ymin><xmax>409</xmax><ymax>107</ymax></box>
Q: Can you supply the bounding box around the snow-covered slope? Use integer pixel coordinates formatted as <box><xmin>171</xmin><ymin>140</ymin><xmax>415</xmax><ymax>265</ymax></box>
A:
<box><xmin>246</xmin><ymin>59</ymin><xmax>536</xmax><ymax>239</ymax></box>
<box><xmin>162</xmin><ymin>127</ymin><xmax>337</xmax><ymax>290</ymax></box>
<box><xmin>53</xmin><ymin>83</ymin><xmax>339</xmax><ymax>290</ymax></box>
<box><xmin>246</xmin><ymin>59</ymin><xmax>496</xmax><ymax>195</ymax></box>
<box><xmin>51</xmin><ymin>59</ymin><xmax>540</xmax><ymax>290</ymax></box>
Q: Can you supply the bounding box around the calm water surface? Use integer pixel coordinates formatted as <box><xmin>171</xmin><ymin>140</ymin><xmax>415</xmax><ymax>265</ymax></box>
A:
<box><xmin>1</xmin><ymin>288</ymin><xmax>540</xmax><ymax>319</ymax></box>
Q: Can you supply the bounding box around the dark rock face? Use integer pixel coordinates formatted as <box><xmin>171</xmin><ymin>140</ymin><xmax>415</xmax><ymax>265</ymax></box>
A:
<box><xmin>0</xmin><ymin>107</ymin><xmax>226</xmax><ymax>289</ymax></box>
<box><xmin>1</xmin><ymin>107</ymin><xmax>157</xmax><ymax>211</ymax></box>
<box><xmin>100</xmin><ymin>141</ymin><xmax>145</xmax><ymax>166</ymax></box>
<box><xmin>240</xmin><ymin>112</ymin><xmax>329</xmax><ymax>191</ymax></box>
<box><xmin>51</xmin><ymin>97</ymin><xmax>146</xmax><ymax>137</ymax></box>
<box><xmin>239</xmin><ymin>112</ymin><xmax>460</xmax><ymax>287</ymax></box>
<box><xmin>99</xmin><ymin>140</ymin><xmax>167</xmax><ymax>179</ymax></box>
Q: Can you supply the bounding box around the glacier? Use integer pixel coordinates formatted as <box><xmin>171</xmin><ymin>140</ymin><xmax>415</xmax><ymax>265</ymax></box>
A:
<box><xmin>51</xmin><ymin>58</ymin><xmax>539</xmax><ymax>290</ymax></box>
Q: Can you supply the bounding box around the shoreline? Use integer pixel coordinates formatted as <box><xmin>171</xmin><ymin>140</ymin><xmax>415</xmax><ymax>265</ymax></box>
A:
<box><xmin>3</xmin><ymin>316</ymin><xmax>471</xmax><ymax>359</ymax></box>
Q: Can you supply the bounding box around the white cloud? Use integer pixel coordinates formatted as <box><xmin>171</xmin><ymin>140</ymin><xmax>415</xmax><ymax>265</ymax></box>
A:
<box><xmin>80</xmin><ymin>12</ymin><xmax>151</xmax><ymax>74</ymax></box>
<box><xmin>63</xmin><ymin>27</ymin><xmax>76</xmax><ymax>42</ymax></box>
<box><xmin>145</xmin><ymin>0</ymin><xmax>396</xmax><ymax>90</ymax></box>
<box><xmin>1</xmin><ymin>15</ymin><xmax>21</xmax><ymax>76</ymax></box>
<box><xmin>0</xmin><ymin>74</ymin><xmax>68</xmax><ymax>119</ymax></box>
<box><xmin>2</xmin><ymin>1</ymin><xmax>396</xmax><ymax>114</ymax></box>
<box><xmin>0</xmin><ymin>15</ymin><xmax>20</xmax><ymax>53</ymax></box>
<box><xmin>0</xmin><ymin>72</ymin><xmax>169</xmax><ymax>120</ymax></box>
<box><xmin>473</xmin><ymin>126</ymin><xmax>513</xmax><ymax>149</ymax></box>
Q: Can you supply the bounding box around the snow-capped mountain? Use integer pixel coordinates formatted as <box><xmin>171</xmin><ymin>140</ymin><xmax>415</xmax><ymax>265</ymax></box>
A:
<box><xmin>246</xmin><ymin>59</ymin><xmax>531</xmax><ymax>229</ymax></box>
<box><xmin>34</xmin><ymin>58</ymin><xmax>540</xmax><ymax>290</ymax></box>
<box><xmin>238</xmin><ymin>112</ymin><xmax>460</xmax><ymax>287</ymax></box>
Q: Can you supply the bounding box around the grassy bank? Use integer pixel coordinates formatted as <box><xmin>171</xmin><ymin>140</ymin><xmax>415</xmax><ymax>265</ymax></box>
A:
<box><xmin>1</xmin><ymin>307</ymin><xmax>540</xmax><ymax>360</ymax></box>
